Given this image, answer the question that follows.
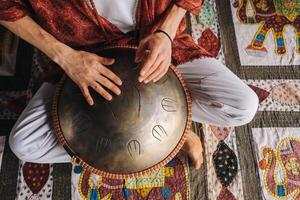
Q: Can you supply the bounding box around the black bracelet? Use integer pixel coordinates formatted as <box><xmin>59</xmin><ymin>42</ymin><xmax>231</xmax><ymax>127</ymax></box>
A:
<box><xmin>154</xmin><ymin>29</ymin><xmax>173</xmax><ymax>44</ymax></box>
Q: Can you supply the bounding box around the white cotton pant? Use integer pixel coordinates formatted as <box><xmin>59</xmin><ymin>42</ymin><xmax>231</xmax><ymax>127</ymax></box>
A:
<box><xmin>9</xmin><ymin>58</ymin><xmax>259</xmax><ymax>163</ymax></box>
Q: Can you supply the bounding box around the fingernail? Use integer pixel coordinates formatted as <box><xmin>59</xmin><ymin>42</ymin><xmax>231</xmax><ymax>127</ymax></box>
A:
<box><xmin>153</xmin><ymin>79</ymin><xmax>157</xmax><ymax>82</ymax></box>
<box><xmin>117</xmin><ymin>90</ymin><xmax>121</xmax><ymax>95</ymax></box>
<box><xmin>138</xmin><ymin>77</ymin><xmax>143</xmax><ymax>82</ymax></box>
<box><xmin>144</xmin><ymin>80</ymin><xmax>149</xmax><ymax>84</ymax></box>
<box><xmin>140</xmin><ymin>71</ymin><xmax>145</xmax><ymax>76</ymax></box>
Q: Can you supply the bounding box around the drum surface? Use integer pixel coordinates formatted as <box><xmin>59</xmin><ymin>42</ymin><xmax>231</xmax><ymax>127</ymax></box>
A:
<box><xmin>52</xmin><ymin>46</ymin><xmax>191</xmax><ymax>178</ymax></box>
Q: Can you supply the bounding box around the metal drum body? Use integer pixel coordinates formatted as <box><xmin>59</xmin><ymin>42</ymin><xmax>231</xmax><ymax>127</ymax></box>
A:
<box><xmin>52</xmin><ymin>46</ymin><xmax>192</xmax><ymax>179</ymax></box>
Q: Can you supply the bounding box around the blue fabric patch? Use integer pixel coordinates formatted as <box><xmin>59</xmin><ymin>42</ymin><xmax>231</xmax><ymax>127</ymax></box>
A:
<box><xmin>162</xmin><ymin>187</ymin><xmax>171</xmax><ymax>198</ymax></box>
<box><xmin>166</xmin><ymin>159</ymin><xmax>175</xmax><ymax>167</ymax></box>
<box><xmin>73</xmin><ymin>166</ymin><xmax>83</xmax><ymax>174</ymax></box>
<box><xmin>277</xmin><ymin>185</ymin><xmax>285</xmax><ymax>197</ymax></box>
<box><xmin>256</xmin><ymin>34</ymin><xmax>265</xmax><ymax>41</ymax></box>
<box><xmin>276</xmin><ymin>38</ymin><xmax>284</xmax><ymax>47</ymax></box>
<box><xmin>248</xmin><ymin>17</ymin><xmax>255</xmax><ymax>24</ymax></box>
<box><xmin>90</xmin><ymin>189</ymin><xmax>99</xmax><ymax>200</ymax></box>
<box><xmin>123</xmin><ymin>188</ymin><xmax>131</xmax><ymax>199</ymax></box>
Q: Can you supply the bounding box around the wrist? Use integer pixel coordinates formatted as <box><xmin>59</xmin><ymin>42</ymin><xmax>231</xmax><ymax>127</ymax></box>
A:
<box><xmin>154</xmin><ymin>29</ymin><xmax>173</xmax><ymax>44</ymax></box>
<box><xmin>47</xmin><ymin>42</ymin><xmax>75</xmax><ymax>70</ymax></box>
<box><xmin>157</xmin><ymin>26</ymin><xmax>176</xmax><ymax>40</ymax></box>
<box><xmin>32</xmin><ymin>28</ymin><xmax>72</xmax><ymax>67</ymax></box>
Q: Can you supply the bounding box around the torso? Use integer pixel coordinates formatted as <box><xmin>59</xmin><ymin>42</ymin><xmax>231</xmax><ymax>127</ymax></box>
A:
<box><xmin>85</xmin><ymin>0</ymin><xmax>137</xmax><ymax>33</ymax></box>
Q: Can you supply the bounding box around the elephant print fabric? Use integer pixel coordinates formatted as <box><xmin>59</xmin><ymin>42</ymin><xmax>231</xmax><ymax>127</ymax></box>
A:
<box><xmin>230</xmin><ymin>0</ymin><xmax>300</xmax><ymax>66</ymax></box>
<box><xmin>252</xmin><ymin>128</ymin><xmax>300</xmax><ymax>200</ymax></box>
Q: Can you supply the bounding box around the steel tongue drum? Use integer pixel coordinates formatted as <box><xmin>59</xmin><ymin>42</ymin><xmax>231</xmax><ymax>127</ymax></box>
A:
<box><xmin>52</xmin><ymin>46</ymin><xmax>192</xmax><ymax>179</ymax></box>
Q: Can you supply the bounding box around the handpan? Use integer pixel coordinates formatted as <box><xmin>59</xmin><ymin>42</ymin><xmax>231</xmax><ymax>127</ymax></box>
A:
<box><xmin>52</xmin><ymin>46</ymin><xmax>192</xmax><ymax>179</ymax></box>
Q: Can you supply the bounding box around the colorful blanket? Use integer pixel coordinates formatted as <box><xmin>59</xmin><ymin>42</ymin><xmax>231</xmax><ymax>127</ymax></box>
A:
<box><xmin>0</xmin><ymin>0</ymin><xmax>300</xmax><ymax>199</ymax></box>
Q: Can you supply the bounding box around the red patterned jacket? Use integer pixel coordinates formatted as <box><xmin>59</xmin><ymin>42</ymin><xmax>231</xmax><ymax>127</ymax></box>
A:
<box><xmin>0</xmin><ymin>0</ymin><xmax>213</xmax><ymax>81</ymax></box>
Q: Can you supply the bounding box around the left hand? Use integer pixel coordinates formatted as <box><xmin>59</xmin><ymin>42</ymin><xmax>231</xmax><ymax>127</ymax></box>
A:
<box><xmin>135</xmin><ymin>32</ymin><xmax>172</xmax><ymax>83</ymax></box>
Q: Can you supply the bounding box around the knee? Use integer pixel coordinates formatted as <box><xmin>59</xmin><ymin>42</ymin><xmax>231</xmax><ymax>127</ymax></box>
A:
<box><xmin>9</xmin><ymin>125</ymin><xmax>38</xmax><ymax>162</ymax></box>
<box><xmin>234</xmin><ymin>86</ymin><xmax>259</xmax><ymax>126</ymax></box>
<box><xmin>9</xmin><ymin>127</ymin><xmax>26</xmax><ymax>161</ymax></box>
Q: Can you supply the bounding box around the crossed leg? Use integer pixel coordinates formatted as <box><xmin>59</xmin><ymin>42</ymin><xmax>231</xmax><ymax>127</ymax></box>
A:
<box><xmin>178</xmin><ymin>58</ymin><xmax>258</xmax><ymax>169</ymax></box>
<box><xmin>9</xmin><ymin>58</ymin><xmax>258</xmax><ymax>169</ymax></box>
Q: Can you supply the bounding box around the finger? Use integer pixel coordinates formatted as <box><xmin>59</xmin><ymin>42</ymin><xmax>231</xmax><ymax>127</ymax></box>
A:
<box><xmin>139</xmin><ymin>47</ymin><xmax>160</xmax><ymax>77</ymax></box>
<box><xmin>97</xmin><ymin>64</ymin><xmax>122</xmax><ymax>86</ymax></box>
<box><xmin>95</xmin><ymin>74</ymin><xmax>121</xmax><ymax>95</ymax></box>
<box><xmin>135</xmin><ymin>40</ymin><xmax>148</xmax><ymax>63</ymax></box>
<box><xmin>139</xmin><ymin>55</ymin><xmax>162</xmax><ymax>82</ymax></box>
<box><xmin>90</xmin><ymin>81</ymin><xmax>112</xmax><ymax>101</ymax></box>
<box><xmin>143</xmin><ymin>61</ymin><xmax>166</xmax><ymax>83</ymax></box>
<box><xmin>80</xmin><ymin>85</ymin><xmax>94</xmax><ymax>106</ymax></box>
<box><xmin>152</xmin><ymin>63</ymin><xmax>170</xmax><ymax>82</ymax></box>
<box><xmin>98</xmin><ymin>57</ymin><xmax>115</xmax><ymax>65</ymax></box>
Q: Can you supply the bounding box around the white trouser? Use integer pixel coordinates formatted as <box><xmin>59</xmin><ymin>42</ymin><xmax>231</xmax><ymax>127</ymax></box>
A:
<box><xmin>9</xmin><ymin>58</ymin><xmax>258</xmax><ymax>163</ymax></box>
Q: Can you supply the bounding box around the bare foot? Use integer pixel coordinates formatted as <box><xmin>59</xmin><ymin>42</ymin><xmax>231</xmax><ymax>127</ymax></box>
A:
<box><xmin>182</xmin><ymin>130</ymin><xmax>203</xmax><ymax>169</ymax></box>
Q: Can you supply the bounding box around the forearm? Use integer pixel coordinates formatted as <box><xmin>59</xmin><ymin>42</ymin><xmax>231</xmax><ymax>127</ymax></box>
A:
<box><xmin>0</xmin><ymin>16</ymin><xmax>73</xmax><ymax>69</ymax></box>
<box><xmin>159</xmin><ymin>4</ymin><xmax>187</xmax><ymax>40</ymax></box>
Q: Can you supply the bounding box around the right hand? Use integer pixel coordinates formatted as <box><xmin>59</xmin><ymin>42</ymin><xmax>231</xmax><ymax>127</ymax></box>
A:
<box><xmin>57</xmin><ymin>49</ymin><xmax>122</xmax><ymax>106</ymax></box>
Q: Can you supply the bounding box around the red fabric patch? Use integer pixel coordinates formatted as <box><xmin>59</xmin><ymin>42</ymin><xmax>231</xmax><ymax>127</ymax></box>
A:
<box><xmin>248</xmin><ymin>85</ymin><xmax>270</xmax><ymax>103</ymax></box>
<box><xmin>210</xmin><ymin>126</ymin><xmax>231</xmax><ymax>141</ymax></box>
<box><xmin>23</xmin><ymin>162</ymin><xmax>50</xmax><ymax>194</ymax></box>
<box><xmin>198</xmin><ymin>28</ymin><xmax>221</xmax><ymax>57</ymax></box>
<box><xmin>217</xmin><ymin>187</ymin><xmax>237</xmax><ymax>200</ymax></box>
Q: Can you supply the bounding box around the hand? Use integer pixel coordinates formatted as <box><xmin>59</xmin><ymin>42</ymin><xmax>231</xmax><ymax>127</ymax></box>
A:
<box><xmin>58</xmin><ymin>49</ymin><xmax>122</xmax><ymax>105</ymax></box>
<box><xmin>135</xmin><ymin>32</ymin><xmax>172</xmax><ymax>83</ymax></box>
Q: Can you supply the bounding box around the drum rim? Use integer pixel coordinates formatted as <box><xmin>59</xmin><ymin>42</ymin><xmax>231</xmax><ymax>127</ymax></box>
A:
<box><xmin>52</xmin><ymin>45</ymin><xmax>192</xmax><ymax>179</ymax></box>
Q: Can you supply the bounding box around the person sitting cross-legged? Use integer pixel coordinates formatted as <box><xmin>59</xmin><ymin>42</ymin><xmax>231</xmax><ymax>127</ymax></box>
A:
<box><xmin>0</xmin><ymin>0</ymin><xmax>258</xmax><ymax>169</ymax></box>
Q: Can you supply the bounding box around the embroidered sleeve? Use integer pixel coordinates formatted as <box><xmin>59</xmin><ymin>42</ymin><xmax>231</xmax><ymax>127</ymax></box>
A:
<box><xmin>0</xmin><ymin>0</ymin><xmax>30</xmax><ymax>21</ymax></box>
<box><xmin>175</xmin><ymin>0</ymin><xmax>203</xmax><ymax>15</ymax></box>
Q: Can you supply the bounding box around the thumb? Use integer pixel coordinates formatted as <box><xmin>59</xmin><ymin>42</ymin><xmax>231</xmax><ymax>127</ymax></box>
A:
<box><xmin>98</xmin><ymin>57</ymin><xmax>115</xmax><ymax>65</ymax></box>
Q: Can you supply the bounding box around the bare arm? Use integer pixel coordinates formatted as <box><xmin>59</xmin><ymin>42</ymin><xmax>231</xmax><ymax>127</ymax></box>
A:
<box><xmin>159</xmin><ymin>4</ymin><xmax>187</xmax><ymax>40</ymax></box>
<box><xmin>0</xmin><ymin>17</ymin><xmax>122</xmax><ymax>105</ymax></box>
<box><xmin>0</xmin><ymin>16</ymin><xmax>73</xmax><ymax>67</ymax></box>
<box><xmin>136</xmin><ymin>4</ymin><xmax>187</xmax><ymax>83</ymax></box>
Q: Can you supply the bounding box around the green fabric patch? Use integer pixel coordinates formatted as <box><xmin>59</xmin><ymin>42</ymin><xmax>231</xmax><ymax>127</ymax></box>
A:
<box><xmin>197</xmin><ymin>0</ymin><xmax>215</xmax><ymax>27</ymax></box>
